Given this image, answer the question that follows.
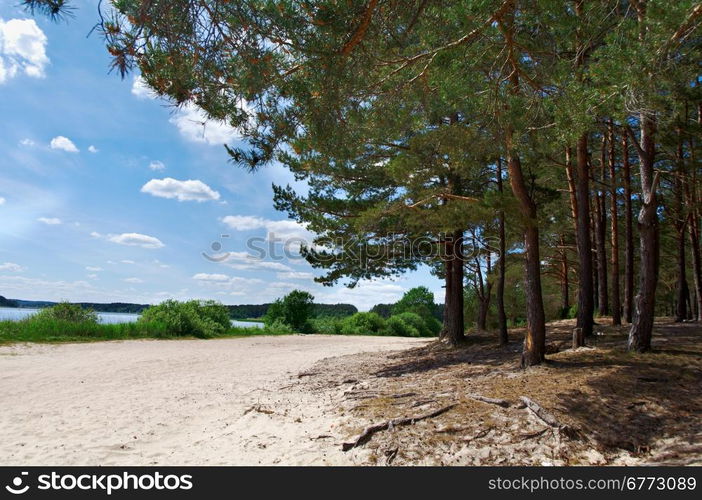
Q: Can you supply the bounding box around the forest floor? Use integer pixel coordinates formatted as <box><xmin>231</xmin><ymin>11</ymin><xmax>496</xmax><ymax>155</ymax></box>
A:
<box><xmin>300</xmin><ymin>318</ymin><xmax>702</xmax><ymax>465</ymax></box>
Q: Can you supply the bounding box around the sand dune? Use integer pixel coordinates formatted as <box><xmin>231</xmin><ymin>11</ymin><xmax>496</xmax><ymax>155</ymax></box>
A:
<box><xmin>0</xmin><ymin>335</ymin><xmax>427</xmax><ymax>465</ymax></box>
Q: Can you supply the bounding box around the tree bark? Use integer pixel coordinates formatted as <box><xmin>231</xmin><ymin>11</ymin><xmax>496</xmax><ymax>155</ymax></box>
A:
<box><xmin>507</xmin><ymin>152</ymin><xmax>546</xmax><ymax>367</ymax></box>
<box><xmin>496</xmin><ymin>158</ymin><xmax>509</xmax><ymax>344</ymax></box>
<box><xmin>500</xmin><ymin>9</ymin><xmax>546</xmax><ymax>366</ymax></box>
<box><xmin>560</xmin><ymin>234</ymin><xmax>570</xmax><ymax>317</ymax></box>
<box><xmin>595</xmin><ymin>134</ymin><xmax>609</xmax><ymax>316</ymax></box>
<box><xmin>608</xmin><ymin>122</ymin><xmax>621</xmax><ymax>325</ymax></box>
<box><xmin>622</xmin><ymin>133</ymin><xmax>635</xmax><ymax>323</ymax></box>
<box><xmin>441</xmin><ymin>230</ymin><xmax>465</xmax><ymax>345</ymax></box>
<box><xmin>628</xmin><ymin>115</ymin><xmax>659</xmax><ymax>352</ymax></box>
<box><xmin>674</xmin><ymin>125</ymin><xmax>689</xmax><ymax>323</ymax></box>
<box><xmin>575</xmin><ymin>134</ymin><xmax>594</xmax><ymax>342</ymax></box>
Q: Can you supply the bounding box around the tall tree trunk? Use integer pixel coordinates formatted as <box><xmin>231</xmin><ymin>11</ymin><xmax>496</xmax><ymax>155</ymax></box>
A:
<box><xmin>560</xmin><ymin>234</ymin><xmax>570</xmax><ymax>317</ymax></box>
<box><xmin>688</xmin><ymin>215</ymin><xmax>702</xmax><ymax>321</ymax></box>
<box><xmin>675</xmin><ymin>125</ymin><xmax>689</xmax><ymax>323</ymax></box>
<box><xmin>685</xmin><ymin>104</ymin><xmax>702</xmax><ymax>320</ymax></box>
<box><xmin>507</xmin><ymin>152</ymin><xmax>546</xmax><ymax>366</ymax></box>
<box><xmin>441</xmin><ymin>230</ymin><xmax>465</xmax><ymax>345</ymax></box>
<box><xmin>496</xmin><ymin>158</ymin><xmax>509</xmax><ymax>344</ymax></box>
<box><xmin>608</xmin><ymin>122</ymin><xmax>622</xmax><ymax>325</ymax></box>
<box><xmin>575</xmin><ymin>134</ymin><xmax>594</xmax><ymax>341</ymax></box>
<box><xmin>501</xmin><ymin>10</ymin><xmax>546</xmax><ymax>367</ymax></box>
<box><xmin>596</xmin><ymin>135</ymin><xmax>609</xmax><ymax>316</ymax></box>
<box><xmin>628</xmin><ymin>115</ymin><xmax>659</xmax><ymax>352</ymax></box>
<box><xmin>565</xmin><ymin>146</ymin><xmax>578</xmax><ymax>233</ymax></box>
<box><xmin>622</xmin><ymin>133</ymin><xmax>635</xmax><ymax>323</ymax></box>
<box><xmin>675</xmin><ymin>229</ymin><xmax>689</xmax><ymax>322</ymax></box>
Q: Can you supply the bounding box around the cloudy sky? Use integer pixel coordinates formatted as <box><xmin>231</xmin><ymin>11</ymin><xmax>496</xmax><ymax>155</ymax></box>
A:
<box><xmin>0</xmin><ymin>1</ymin><xmax>441</xmax><ymax>310</ymax></box>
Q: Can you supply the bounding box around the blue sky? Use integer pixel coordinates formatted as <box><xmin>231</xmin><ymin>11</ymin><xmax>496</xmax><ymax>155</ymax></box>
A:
<box><xmin>0</xmin><ymin>0</ymin><xmax>441</xmax><ymax>310</ymax></box>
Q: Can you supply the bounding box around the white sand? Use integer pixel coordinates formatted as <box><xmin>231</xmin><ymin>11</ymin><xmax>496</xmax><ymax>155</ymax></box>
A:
<box><xmin>0</xmin><ymin>335</ymin><xmax>426</xmax><ymax>465</ymax></box>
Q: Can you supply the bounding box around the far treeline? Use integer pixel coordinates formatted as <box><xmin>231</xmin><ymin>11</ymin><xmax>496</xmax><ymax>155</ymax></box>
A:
<box><xmin>0</xmin><ymin>296</ymin><xmax>358</xmax><ymax>320</ymax></box>
<box><xmin>27</xmin><ymin>0</ymin><xmax>702</xmax><ymax>366</ymax></box>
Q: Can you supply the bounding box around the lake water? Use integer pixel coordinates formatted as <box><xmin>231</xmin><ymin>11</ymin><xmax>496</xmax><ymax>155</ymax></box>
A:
<box><xmin>0</xmin><ymin>307</ymin><xmax>263</xmax><ymax>328</ymax></box>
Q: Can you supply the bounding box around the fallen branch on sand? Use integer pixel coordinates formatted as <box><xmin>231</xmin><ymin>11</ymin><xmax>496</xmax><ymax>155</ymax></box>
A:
<box><xmin>467</xmin><ymin>393</ymin><xmax>511</xmax><ymax>408</ymax></box>
<box><xmin>519</xmin><ymin>396</ymin><xmax>579</xmax><ymax>439</ymax></box>
<box><xmin>341</xmin><ymin>404</ymin><xmax>457</xmax><ymax>451</ymax></box>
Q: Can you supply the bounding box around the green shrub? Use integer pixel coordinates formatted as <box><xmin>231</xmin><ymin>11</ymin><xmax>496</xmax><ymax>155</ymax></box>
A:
<box><xmin>33</xmin><ymin>301</ymin><xmax>98</xmax><ymax>324</ymax></box>
<box><xmin>567</xmin><ymin>304</ymin><xmax>578</xmax><ymax>319</ymax></box>
<box><xmin>385</xmin><ymin>315</ymin><xmax>420</xmax><ymax>337</ymax></box>
<box><xmin>264</xmin><ymin>290</ymin><xmax>315</xmax><ymax>332</ymax></box>
<box><xmin>310</xmin><ymin>317</ymin><xmax>343</xmax><ymax>335</ymax></box>
<box><xmin>340</xmin><ymin>312</ymin><xmax>387</xmax><ymax>335</ymax></box>
<box><xmin>262</xmin><ymin>319</ymin><xmax>295</xmax><ymax>335</ymax></box>
<box><xmin>392</xmin><ymin>312</ymin><xmax>435</xmax><ymax>337</ymax></box>
<box><xmin>139</xmin><ymin>300</ymin><xmax>230</xmax><ymax>338</ymax></box>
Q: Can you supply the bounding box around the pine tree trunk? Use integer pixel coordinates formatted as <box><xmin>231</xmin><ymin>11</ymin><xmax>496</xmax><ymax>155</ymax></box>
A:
<box><xmin>477</xmin><ymin>297</ymin><xmax>489</xmax><ymax>331</ymax></box>
<box><xmin>596</xmin><ymin>135</ymin><xmax>609</xmax><ymax>316</ymax></box>
<box><xmin>623</xmin><ymin>134</ymin><xmax>635</xmax><ymax>323</ymax></box>
<box><xmin>675</xmin><ymin>229</ymin><xmax>689</xmax><ymax>322</ymax></box>
<box><xmin>501</xmin><ymin>9</ymin><xmax>545</xmax><ymax>366</ymax></box>
<box><xmin>441</xmin><ymin>231</ymin><xmax>465</xmax><ymax>345</ymax></box>
<box><xmin>507</xmin><ymin>153</ymin><xmax>546</xmax><ymax>366</ymax></box>
<box><xmin>689</xmin><ymin>218</ymin><xmax>702</xmax><ymax>321</ymax></box>
<box><xmin>560</xmin><ymin>235</ymin><xmax>570</xmax><ymax>317</ymax></box>
<box><xmin>575</xmin><ymin>134</ymin><xmax>594</xmax><ymax>341</ymax></box>
<box><xmin>628</xmin><ymin>115</ymin><xmax>659</xmax><ymax>352</ymax></box>
<box><xmin>608</xmin><ymin>122</ymin><xmax>621</xmax><ymax>325</ymax></box>
<box><xmin>496</xmin><ymin>159</ymin><xmax>508</xmax><ymax>344</ymax></box>
<box><xmin>675</xmin><ymin>127</ymin><xmax>689</xmax><ymax>323</ymax></box>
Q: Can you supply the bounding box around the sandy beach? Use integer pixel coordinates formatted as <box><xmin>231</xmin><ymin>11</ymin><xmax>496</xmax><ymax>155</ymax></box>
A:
<box><xmin>0</xmin><ymin>335</ymin><xmax>427</xmax><ymax>465</ymax></box>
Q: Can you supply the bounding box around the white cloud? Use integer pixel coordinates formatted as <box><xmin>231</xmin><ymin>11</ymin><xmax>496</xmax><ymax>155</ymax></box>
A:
<box><xmin>90</xmin><ymin>231</ymin><xmax>101</xmax><ymax>238</ymax></box>
<box><xmin>86</xmin><ymin>273</ymin><xmax>98</xmax><ymax>279</ymax></box>
<box><xmin>124</xmin><ymin>277</ymin><xmax>144</xmax><ymax>284</ymax></box>
<box><xmin>170</xmin><ymin>102</ymin><xmax>242</xmax><ymax>145</ymax></box>
<box><xmin>131</xmin><ymin>75</ymin><xmax>157</xmax><ymax>99</ymax></box>
<box><xmin>0</xmin><ymin>262</ymin><xmax>25</xmax><ymax>272</ymax></box>
<box><xmin>220</xmin><ymin>215</ymin><xmax>267</xmax><ymax>231</ymax></box>
<box><xmin>0</xmin><ymin>18</ymin><xmax>49</xmax><ymax>84</ymax></box>
<box><xmin>0</xmin><ymin>197</ymin><xmax>5</xmax><ymax>205</ymax></box>
<box><xmin>108</xmin><ymin>232</ymin><xmax>164</xmax><ymax>249</ymax></box>
<box><xmin>277</xmin><ymin>271</ymin><xmax>314</xmax><ymax>280</ymax></box>
<box><xmin>50</xmin><ymin>136</ymin><xmax>79</xmax><ymax>153</ymax></box>
<box><xmin>141</xmin><ymin>177</ymin><xmax>220</xmax><ymax>202</ymax></box>
<box><xmin>19</xmin><ymin>138</ymin><xmax>35</xmax><ymax>146</ymax></box>
<box><xmin>220</xmin><ymin>252</ymin><xmax>293</xmax><ymax>273</ymax></box>
<box><xmin>85</xmin><ymin>266</ymin><xmax>102</xmax><ymax>272</ymax></box>
<box><xmin>193</xmin><ymin>273</ymin><xmax>230</xmax><ymax>282</ymax></box>
<box><xmin>148</xmin><ymin>160</ymin><xmax>165</xmax><ymax>171</ymax></box>
<box><xmin>131</xmin><ymin>75</ymin><xmax>246</xmax><ymax>146</ymax></box>
<box><xmin>88</xmin><ymin>145</ymin><xmax>98</xmax><ymax>153</ymax></box>
<box><xmin>153</xmin><ymin>259</ymin><xmax>170</xmax><ymax>268</ymax></box>
<box><xmin>315</xmin><ymin>279</ymin><xmax>407</xmax><ymax>311</ymax></box>
<box><xmin>221</xmin><ymin>215</ymin><xmax>313</xmax><ymax>241</ymax></box>
<box><xmin>37</xmin><ymin>216</ymin><xmax>61</xmax><ymax>225</ymax></box>
<box><xmin>121</xmin><ymin>259</ymin><xmax>135</xmax><ymax>264</ymax></box>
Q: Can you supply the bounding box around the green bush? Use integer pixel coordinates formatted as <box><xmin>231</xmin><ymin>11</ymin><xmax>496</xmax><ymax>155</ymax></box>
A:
<box><xmin>262</xmin><ymin>319</ymin><xmax>295</xmax><ymax>335</ymax></box>
<box><xmin>340</xmin><ymin>312</ymin><xmax>387</xmax><ymax>335</ymax></box>
<box><xmin>385</xmin><ymin>315</ymin><xmax>420</xmax><ymax>337</ymax></box>
<box><xmin>567</xmin><ymin>304</ymin><xmax>578</xmax><ymax>319</ymax></box>
<box><xmin>139</xmin><ymin>299</ymin><xmax>230</xmax><ymax>338</ymax></box>
<box><xmin>264</xmin><ymin>290</ymin><xmax>315</xmax><ymax>332</ymax></box>
<box><xmin>392</xmin><ymin>311</ymin><xmax>436</xmax><ymax>337</ymax></box>
<box><xmin>33</xmin><ymin>301</ymin><xmax>98</xmax><ymax>324</ymax></box>
<box><xmin>310</xmin><ymin>317</ymin><xmax>343</xmax><ymax>335</ymax></box>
